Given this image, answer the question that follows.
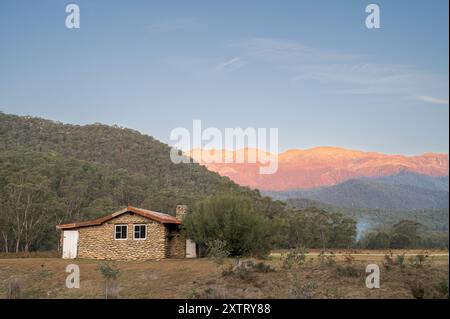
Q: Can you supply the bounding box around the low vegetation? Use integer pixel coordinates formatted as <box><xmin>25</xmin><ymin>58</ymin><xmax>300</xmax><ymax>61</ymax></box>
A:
<box><xmin>0</xmin><ymin>251</ymin><xmax>447</xmax><ymax>299</ymax></box>
<box><xmin>98</xmin><ymin>263</ymin><xmax>120</xmax><ymax>299</ymax></box>
<box><xmin>281</xmin><ymin>247</ymin><xmax>308</xmax><ymax>269</ymax></box>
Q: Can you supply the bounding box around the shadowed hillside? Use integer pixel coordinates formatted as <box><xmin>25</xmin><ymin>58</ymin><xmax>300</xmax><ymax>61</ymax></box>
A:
<box><xmin>283</xmin><ymin>179</ymin><xmax>448</xmax><ymax>210</ymax></box>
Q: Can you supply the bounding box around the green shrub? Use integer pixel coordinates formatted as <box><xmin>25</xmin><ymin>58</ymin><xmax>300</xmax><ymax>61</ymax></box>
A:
<box><xmin>435</xmin><ymin>279</ymin><xmax>449</xmax><ymax>299</ymax></box>
<box><xmin>383</xmin><ymin>253</ymin><xmax>394</xmax><ymax>270</ymax></box>
<box><xmin>336</xmin><ymin>265</ymin><xmax>360</xmax><ymax>278</ymax></box>
<box><xmin>6</xmin><ymin>278</ymin><xmax>22</xmax><ymax>299</ymax></box>
<box><xmin>98</xmin><ymin>263</ymin><xmax>120</xmax><ymax>299</ymax></box>
<box><xmin>396</xmin><ymin>254</ymin><xmax>406</xmax><ymax>270</ymax></box>
<box><xmin>343</xmin><ymin>253</ymin><xmax>355</xmax><ymax>264</ymax></box>
<box><xmin>183</xmin><ymin>194</ymin><xmax>277</xmax><ymax>257</ymax></box>
<box><xmin>221</xmin><ymin>258</ymin><xmax>262</xmax><ymax>281</ymax></box>
<box><xmin>282</xmin><ymin>247</ymin><xmax>308</xmax><ymax>269</ymax></box>
<box><xmin>409</xmin><ymin>280</ymin><xmax>425</xmax><ymax>299</ymax></box>
<box><xmin>235</xmin><ymin>267</ymin><xmax>254</xmax><ymax>282</ymax></box>
<box><xmin>412</xmin><ymin>254</ymin><xmax>427</xmax><ymax>267</ymax></box>
<box><xmin>289</xmin><ymin>278</ymin><xmax>316</xmax><ymax>299</ymax></box>
<box><xmin>318</xmin><ymin>251</ymin><xmax>336</xmax><ymax>266</ymax></box>
<box><xmin>202</xmin><ymin>287</ymin><xmax>232</xmax><ymax>299</ymax></box>
<box><xmin>206</xmin><ymin>239</ymin><xmax>230</xmax><ymax>265</ymax></box>
<box><xmin>253</xmin><ymin>262</ymin><xmax>276</xmax><ymax>273</ymax></box>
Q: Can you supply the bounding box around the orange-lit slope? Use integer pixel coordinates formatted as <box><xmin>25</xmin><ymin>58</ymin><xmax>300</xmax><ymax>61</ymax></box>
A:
<box><xmin>187</xmin><ymin>147</ymin><xmax>449</xmax><ymax>191</ymax></box>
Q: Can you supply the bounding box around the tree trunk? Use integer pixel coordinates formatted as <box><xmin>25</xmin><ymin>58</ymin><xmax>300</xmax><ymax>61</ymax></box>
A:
<box><xmin>15</xmin><ymin>238</ymin><xmax>20</xmax><ymax>253</ymax></box>
<box><xmin>1</xmin><ymin>232</ymin><xmax>8</xmax><ymax>253</ymax></box>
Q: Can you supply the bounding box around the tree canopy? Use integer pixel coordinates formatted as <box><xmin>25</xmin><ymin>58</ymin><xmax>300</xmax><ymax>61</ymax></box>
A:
<box><xmin>183</xmin><ymin>193</ymin><xmax>280</xmax><ymax>257</ymax></box>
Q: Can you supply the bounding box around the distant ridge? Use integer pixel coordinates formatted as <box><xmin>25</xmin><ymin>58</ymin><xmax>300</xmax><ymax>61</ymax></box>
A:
<box><xmin>188</xmin><ymin>147</ymin><xmax>449</xmax><ymax>191</ymax></box>
<box><xmin>272</xmin><ymin>178</ymin><xmax>448</xmax><ymax>210</ymax></box>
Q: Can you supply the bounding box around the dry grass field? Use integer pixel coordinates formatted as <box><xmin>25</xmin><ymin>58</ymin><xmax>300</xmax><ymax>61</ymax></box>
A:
<box><xmin>0</xmin><ymin>249</ymin><xmax>448</xmax><ymax>299</ymax></box>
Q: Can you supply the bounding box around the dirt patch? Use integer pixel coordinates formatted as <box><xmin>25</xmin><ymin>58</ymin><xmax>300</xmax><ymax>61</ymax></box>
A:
<box><xmin>0</xmin><ymin>250</ymin><xmax>448</xmax><ymax>299</ymax></box>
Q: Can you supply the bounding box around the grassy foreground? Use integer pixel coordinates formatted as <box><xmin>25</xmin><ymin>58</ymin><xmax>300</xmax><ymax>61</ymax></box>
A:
<box><xmin>0</xmin><ymin>250</ymin><xmax>448</xmax><ymax>299</ymax></box>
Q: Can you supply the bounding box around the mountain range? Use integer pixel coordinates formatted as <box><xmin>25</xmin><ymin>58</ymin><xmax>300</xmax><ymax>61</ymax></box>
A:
<box><xmin>1</xmin><ymin>112</ymin><xmax>448</xmax><ymax>233</ymax></box>
<box><xmin>188</xmin><ymin>147</ymin><xmax>449</xmax><ymax>191</ymax></box>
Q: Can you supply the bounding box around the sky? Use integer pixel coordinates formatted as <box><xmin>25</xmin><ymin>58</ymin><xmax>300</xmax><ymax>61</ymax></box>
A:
<box><xmin>0</xmin><ymin>0</ymin><xmax>448</xmax><ymax>155</ymax></box>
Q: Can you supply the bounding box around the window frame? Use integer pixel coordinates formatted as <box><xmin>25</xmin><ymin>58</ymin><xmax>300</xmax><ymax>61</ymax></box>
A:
<box><xmin>114</xmin><ymin>224</ymin><xmax>128</xmax><ymax>240</ymax></box>
<box><xmin>133</xmin><ymin>224</ymin><xmax>147</xmax><ymax>240</ymax></box>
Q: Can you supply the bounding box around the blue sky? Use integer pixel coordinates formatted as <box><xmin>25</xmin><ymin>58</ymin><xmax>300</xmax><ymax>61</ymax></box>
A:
<box><xmin>0</xmin><ymin>0</ymin><xmax>448</xmax><ymax>155</ymax></box>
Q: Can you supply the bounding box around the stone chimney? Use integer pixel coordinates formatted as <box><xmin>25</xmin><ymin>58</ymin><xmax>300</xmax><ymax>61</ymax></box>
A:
<box><xmin>176</xmin><ymin>205</ymin><xmax>188</xmax><ymax>221</ymax></box>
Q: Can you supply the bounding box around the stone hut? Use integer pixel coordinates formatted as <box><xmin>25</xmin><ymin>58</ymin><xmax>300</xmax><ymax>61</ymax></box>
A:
<box><xmin>56</xmin><ymin>205</ymin><xmax>197</xmax><ymax>260</ymax></box>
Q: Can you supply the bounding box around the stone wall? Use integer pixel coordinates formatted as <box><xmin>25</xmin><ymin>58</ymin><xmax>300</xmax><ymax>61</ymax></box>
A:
<box><xmin>77</xmin><ymin>213</ymin><xmax>169</xmax><ymax>260</ymax></box>
<box><xmin>167</xmin><ymin>227</ymin><xmax>186</xmax><ymax>258</ymax></box>
<box><xmin>175</xmin><ymin>205</ymin><xmax>188</xmax><ymax>221</ymax></box>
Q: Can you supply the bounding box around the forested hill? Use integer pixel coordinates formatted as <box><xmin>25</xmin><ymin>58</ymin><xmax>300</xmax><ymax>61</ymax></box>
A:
<box><xmin>0</xmin><ymin>112</ymin><xmax>227</xmax><ymax>193</ymax></box>
<box><xmin>0</xmin><ymin>112</ymin><xmax>284</xmax><ymax>215</ymax></box>
<box><xmin>0</xmin><ymin>112</ymin><xmax>288</xmax><ymax>251</ymax></box>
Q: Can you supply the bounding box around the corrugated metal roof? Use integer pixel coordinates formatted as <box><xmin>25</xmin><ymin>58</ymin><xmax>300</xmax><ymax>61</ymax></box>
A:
<box><xmin>56</xmin><ymin>206</ymin><xmax>181</xmax><ymax>230</ymax></box>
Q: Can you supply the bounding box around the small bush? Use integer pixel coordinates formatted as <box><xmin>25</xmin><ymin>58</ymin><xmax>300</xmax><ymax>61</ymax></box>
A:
<box><xmin>318</xmin><ymin>251</ymin><xmax>336</xmax><ymax>266</ymax></box>
<box><xmin>282</xmin><ymin>247</ymin><xmax>308</xmax><ymax>269</ymax></box>
<box><xmin>6</xmin><ymin>278</ymin><xmax>22</xmax><ymax>299</ymax></box>
<box><xmin>434</xmin><ymin>279</ymin><xmax>449</xmax><ymax>299</ymax></box>
<box><xmin>232</xmin><ymin>258</ymin><xmax>254</xmax><ymax>271</ymax></box>
<box><xmin>221</xmin><ymin>264</ymin><xmax>234</xmax><ymax>277</ymax></box>
<box><xmin>201</xmin><ymin>287</ymin><xmax>232</xmax><ymax>299</ymax></box>
<box><xmin>222</xmin><ymin>259</ymin><xmax>256</xmax><ymax>282</ymax></box>
<box><xmin>206</xmin><ymin>239</ymin><xmax>230</xmax><ymax>265</ymax></box>
<box><xmin>289</xmin><ymin>279</ymin><xmax>316</xmax><ymax>299</ymax></box>
<box><xmin>396</xmin><ymin>254</ymin><xmax>406</xmax><ymax>270</ymax></box>
<box><xmin>98</xmin><ymin>263</ymin><xmax>120</xmax><ymax>299</ymax></box>
<box><xmin>384</xmin><ymin>252</ymin><xmax>407</xmax><ymax>270</ymax></box>
<box><xmin>186</xmin><ymin>288</ymin><xmax>198</xmax><ymax>299</ymax></box>
<box><xmin>409</xmin><ymin>280</ymin><xmax>425</xmax><ymax>299</ymax></box>
<box><xmin>253</xmin><ymin>262</ymin><xmax>275</xmax><ymax>273</ymax></box>
<box><xmin>343</xmin><ymin>254</ymin><xmax>355</xmax><ymax>264</ymax></box>
<box><xmin>336</xmin><ymin>265</ymin><xmax>360</xmax><ymax>278</ymax></box>
<box><xmin>187</xmin><ymin>287</ymin><xmax>232</xmax><ymax>299</ymax></box>
<box><xmin>411</xmin><ymin>254</ymin><xmax>427</xmax><ymax>267</ymax></box>
<box><xmin>383</xmin><ymin>253</ymin><xmax>394</xmax><ymax>270</ymax></box>
<box><xmin>235</xmin><ymin>266</ymin><xmax>255</xmax><ymax>282</ymax></box>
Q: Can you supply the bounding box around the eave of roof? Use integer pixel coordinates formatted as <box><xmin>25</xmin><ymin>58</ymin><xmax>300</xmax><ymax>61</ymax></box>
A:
<box><xmin>56</xmin><ymin>206</ymin><xmax>181</xmax><ymax>230</ymax></box>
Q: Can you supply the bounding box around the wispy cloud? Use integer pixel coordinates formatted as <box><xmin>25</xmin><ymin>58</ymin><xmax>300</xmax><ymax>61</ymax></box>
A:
<box><xmin>213</xmin><ymin>57</ymin><xmax>247</xmax><ymax>73</ymax></box>
<box><xmin>234</xmin><ymin>37</ymin><xmax>354</xmax><ymax>64</ymax></box>
<box><xmin>291</xmin><ymin>63</ymin><xmax>417</xmax><ymax>95</ymax></box>
<box><xmin>231</xmin><ymin>37</ymin><xmax>448</xmax><ymax>100</ymax></box>
<box><xmin>417</xmin><ymin>95</ymin><xmax>449</xmax><ymax>105</ymax></box>
<box><xmin>162</xmin><ymin>36</ymin><xmax>448</xmax><ymax>102</ymax></box>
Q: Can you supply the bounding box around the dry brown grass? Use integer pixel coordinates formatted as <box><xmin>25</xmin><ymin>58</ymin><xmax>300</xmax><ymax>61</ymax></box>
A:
<box><xmin>0</xmin><ymin>249</ymin><xmax>447</xmax><ymax>299</ymax></box>
<box><xmin>0</xmin><ymin>251</ymin><xmax>59</xmax><ymax>259</ymax></box>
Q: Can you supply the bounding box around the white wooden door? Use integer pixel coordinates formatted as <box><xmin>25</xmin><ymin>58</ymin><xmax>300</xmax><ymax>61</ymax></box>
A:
<box><xmin>186</xmin><ymin>239</ymin><xmax>197</xmax><ymax>258</ymax></box>
<box><xmin>62</xmin><ymin>230</ymin><xmax>79</xmax><ymax>259</ymax></box>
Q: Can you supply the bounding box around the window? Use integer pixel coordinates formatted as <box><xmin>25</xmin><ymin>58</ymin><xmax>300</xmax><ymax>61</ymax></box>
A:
<box><xmin>134</xmin><ymin>224</ymin><xmax>147</xmax><ymax>240</ymax></box>
<box><xmin>115</xmin><ymin>225</ymin><xmax>128</xmax><ymax>240</ymax></box>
